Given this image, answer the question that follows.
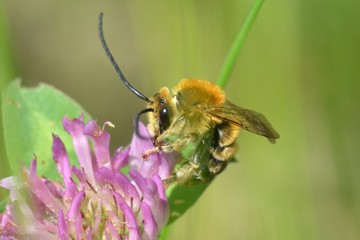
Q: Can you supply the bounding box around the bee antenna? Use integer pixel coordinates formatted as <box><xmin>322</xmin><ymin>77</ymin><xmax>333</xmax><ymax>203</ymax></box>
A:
<box><xmin>135</xmin><ymin>108</ymin><xmax>154</xmax><ymax>139</ymax></box>
<box><xmin>98</xmin><ymin>12</ymin><xmax>152</xmax><ymax>103</ymax></box>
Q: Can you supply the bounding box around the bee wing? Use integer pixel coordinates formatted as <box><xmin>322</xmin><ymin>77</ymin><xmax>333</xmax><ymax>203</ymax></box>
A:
<box><xmin>207</xmin><ymin>101</ymin><xmax>280</xmax><ymax>143</ymax></box>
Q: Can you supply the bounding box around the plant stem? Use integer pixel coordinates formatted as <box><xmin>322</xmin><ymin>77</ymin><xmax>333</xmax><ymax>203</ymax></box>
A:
<box><xmin>216</xmin><ymin>0</ymin><xmax>264</xmax><ymax>88</ymax></box>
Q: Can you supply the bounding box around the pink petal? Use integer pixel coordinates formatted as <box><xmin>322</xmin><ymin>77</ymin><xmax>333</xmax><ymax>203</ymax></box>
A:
<box><xmin>128</xmin><ymin>122</ymin><xmax>159</xmax><ymax>177</ymax></box>
<box><xmin>28</xmin><ymin>160</ymin><xmax>63</xmax><ymax>214</ymax></box>
<box><xmin>120</xmin><ymin>203</ymin><xmax>141</xmax><ymax>240</ymax></box>
<box><xmin>63</xmin><ymin>181</ymin><xmax>77</xmax><ymax>202</ymax></box>
<box><xmin>0</xmin><ymin>205</ymin><xmax>17</xmax><ymax>236</ymax></box>
<box><xmin>105</xmin><ymin>223</ymin><xmax>120</xmax><ymax>240</ymax></box>
<box><xmin>86</xmin><ymin>227</ymin><xmax>92</xmax><ymax>240</ymax></box>
<box><xmin>113</xmin><ymin>191</ymin><xmax>125</xmax><ymax>206</ymax></box>
<box><xmin>153</xmin><ymin>175</ymin><xmax>167</xmax><ymax>202</ymax></box>
<box><xmin>44</xmin><ymin>179</ymin><xmax>62</xmax><ymax>199</ymax></box>
<box><xmin>52</xmin><ymin>134</ymin><xmax>72</xmax><ymax>186</ymax></box>
<box><xmin>67</xmin><ymin>191</ymin><xmax>84</xmax><ymax>221</ymax></box>
<box><xmin>129</xmin><ymin>121</ymin><xmax>177</xmax><ymax>179</ymax></box>
<box><xmin>94</xmin><ymin>167</ymin><xmax>112</xmax><ymax>187</ymax></box>
<box><xmin>112</xmin><ymin>147</ymin><xmax>130</xmax><ymax>172</ymax></box>
<box><xmin>71</xmin><ymin>166</ymin><xmax>87</xmax><ymax>185</ymax></box>
<box><xmin>58</xmin><ymin>210</ymin><xmax>69</xmax><ymax>239</ymax></box>
<box><xmin>129</xmin><ymin>170</ymin><xmax>156</xmax><ymax>198</ymax></box>
<box><xmin>83</xmin><ymin>120</ymin><xmax>111</xmax><ymax>169</ymax></box>
<box><xmin>157</xmin><ymin>152</ymin><xmax>178</xmax><ymax>180</ymax></box>
<box><xmin>151</xmin><ymin>175</ymin><xmax>169</xmax><ymax>228</ymax></box>
<box><xmin>0</xmin><ymin>176</ymin><xmax>20</xmax><ymax>189</ymax></box>
<box><xmin>75</xmin><ymin>214</ymin><xmax>85</xmax><ymax>239</ymax></box>
<box><xmin>140</xmin><ymin>202</ymin><xmax>157</xmax><ymax>240</ymax></box>
<box><xmin>113</xmin><ymin>173</ymin><xmax>140</xmax><ymax>208</ymax></box>
<box><xmin>63</xmin><ymin>116</ymin><xmax>95</xmax><ymax>184</ymax></box>
<box><xmin>130</xmin><ymin>171</ymin><xmax>169</xmax><ymax>228</ymax></box>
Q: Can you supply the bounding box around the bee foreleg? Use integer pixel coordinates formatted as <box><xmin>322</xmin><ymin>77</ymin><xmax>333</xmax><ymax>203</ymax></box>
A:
<box><xmin>142</xmin><ymin>147</ymin><xmax>160</xmax><ymax>159</ymax></box>
<box><xmin>155</xmin><ymin>116</ymin><xmax>187</xmax><ymax>144</ymax></box>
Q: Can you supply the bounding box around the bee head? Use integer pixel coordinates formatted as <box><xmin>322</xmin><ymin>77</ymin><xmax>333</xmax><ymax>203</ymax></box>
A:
<box><xmin>146</xmin><ymin>87</ymin><xmax>174</xmax><ymax>137</ymax></box>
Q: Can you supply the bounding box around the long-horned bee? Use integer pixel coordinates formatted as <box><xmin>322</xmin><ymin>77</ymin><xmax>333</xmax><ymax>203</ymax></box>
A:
<box><xmin>98</xmin><ymin>13</ymin><xmax>279</xmax><ymax>185</ymax></box>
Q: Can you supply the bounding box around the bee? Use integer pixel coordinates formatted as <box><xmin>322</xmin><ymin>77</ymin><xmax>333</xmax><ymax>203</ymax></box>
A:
<box><xmin>98</xmin><ymin>13</ymin><xmax>280</xmax><ymax>185</ymax></box>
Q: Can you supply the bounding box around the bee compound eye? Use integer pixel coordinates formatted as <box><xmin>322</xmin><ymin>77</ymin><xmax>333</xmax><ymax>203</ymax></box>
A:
<box><xmin>159</xmin><ymin>107</ymin><xmax>170</xmax><ymax>132</ymax></box>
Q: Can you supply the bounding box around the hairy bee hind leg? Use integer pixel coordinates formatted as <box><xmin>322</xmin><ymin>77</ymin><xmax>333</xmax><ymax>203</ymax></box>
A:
<box><xmin>161</xmin><ymin>162</ymin><xmax>200</xmax><ymax>186</ymax></box>
<box><xmin>172</xmin><ymin>162</ymin><xmax>202</xmax><ymax>185</ymax></box>
<box><xmin>208</xmin><ymin>157</ymin><xmax>228</xmax><ymax>175</ymax></box>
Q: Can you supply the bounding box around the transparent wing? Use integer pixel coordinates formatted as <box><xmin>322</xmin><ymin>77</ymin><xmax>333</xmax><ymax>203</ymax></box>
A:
<box><xmin>207</xmin><ymin>101</ymin><xmax>280</xmax><ymax>143</ymax></box>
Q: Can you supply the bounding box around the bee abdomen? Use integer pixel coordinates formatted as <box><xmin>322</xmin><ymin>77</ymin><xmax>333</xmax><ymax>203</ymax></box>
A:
<box><xmin>210</xmin><ymin>142</ymin><xmax>238</xmax><ymax>161</ymax></box>
<box><xmin>207</xmin><ymin>123</ymin><xmax>239</xmax><ymax>175</ymax></box>
<box><xmin>210</xmin><ymin>122</ymin><xmax>239</xmax><ymax>161</ymax></box>
<box><xmin>216</xmin><ymin>121</ymin><xmax>240</xmax><ymax>147</ymax></box>
<box><xmin>208</xmin><ymin>143</ymin><xmax>237</xmax><ymax>175</ymax></box>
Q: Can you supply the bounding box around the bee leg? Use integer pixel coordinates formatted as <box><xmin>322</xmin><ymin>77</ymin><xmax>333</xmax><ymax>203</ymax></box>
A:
<box><xmin>142</xmin><ymin>137</ymin><xmax>191</xmax><ymax>159</ymax></box>
<box><xmin>161</xmin><ymin>159</ymin><xmax>200</xmax><ymax>186</ymax></box>
<box><xmin>155</xmin><ymin>116</ymin><xmax>187</xmax><ymax>144</ymax></box>
<box><xmin>208</xmin><ymin>157</ymin><xmax>228</xmax><ymax>175</ymax></box>
<box><xmin>163</xmin><ymin>175</ymin><xmax>177</xmax><ymax>185</ymax></box>
<box><xmin>142</xmin><ymin>145</ymin><xmax>175</xmax><ymax>159</ymax></box>
<box><xmin>142</xmin><ymin>148</ymin><xmax>159</xmax><ymax>159</ymax></box>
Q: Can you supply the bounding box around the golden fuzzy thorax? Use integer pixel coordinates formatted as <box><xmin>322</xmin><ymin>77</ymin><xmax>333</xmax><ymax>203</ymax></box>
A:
<box><xmin>174</xmin><ymin>79</ymin><xmax>226</xmax><ymax>135</ymax></box>
<box><xmin>174</xmin><ymin>79</ymin><xmax>225</xmax><ymax>107</ymax></box>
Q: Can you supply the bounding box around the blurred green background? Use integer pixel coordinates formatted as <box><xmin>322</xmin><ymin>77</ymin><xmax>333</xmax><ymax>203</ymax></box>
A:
<box><xmin>1</xmin><ymin>0</ymin><xmax>359</xmax><ymax>239</ymax></box>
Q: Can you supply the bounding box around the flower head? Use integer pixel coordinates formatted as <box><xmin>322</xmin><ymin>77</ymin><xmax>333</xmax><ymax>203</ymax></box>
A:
<box><xmin>0</xmin><ymin>116</ymin><xmax>171</xmax><ymax>239</ymax></box>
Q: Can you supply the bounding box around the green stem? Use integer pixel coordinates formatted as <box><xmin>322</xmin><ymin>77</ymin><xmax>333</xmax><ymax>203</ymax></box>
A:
<box><xmin>216</xmin><ymin>0</ymin><xmax>264</xmax><ymax>88</ymax></box>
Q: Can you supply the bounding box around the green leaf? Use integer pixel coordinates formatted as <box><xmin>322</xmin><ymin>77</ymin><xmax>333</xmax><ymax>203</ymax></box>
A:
<box><xmin>166</xmin><ymin>182</ymin><xmax>210</xmax><ymax>225</ymax></box>
<box><xmin>2</xmin><ymin>79</ymin><xmax>91</xmax><ymax>178</ymax></box>
<box><xmin>160</xmin><ymin>181</ymin><xmax>211</xmax><ymax>239</ymax></box>
<box><xmin>158</xmin><ymin>224</ymin><xmax>170</xmax><ymax>240</ymax></box>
